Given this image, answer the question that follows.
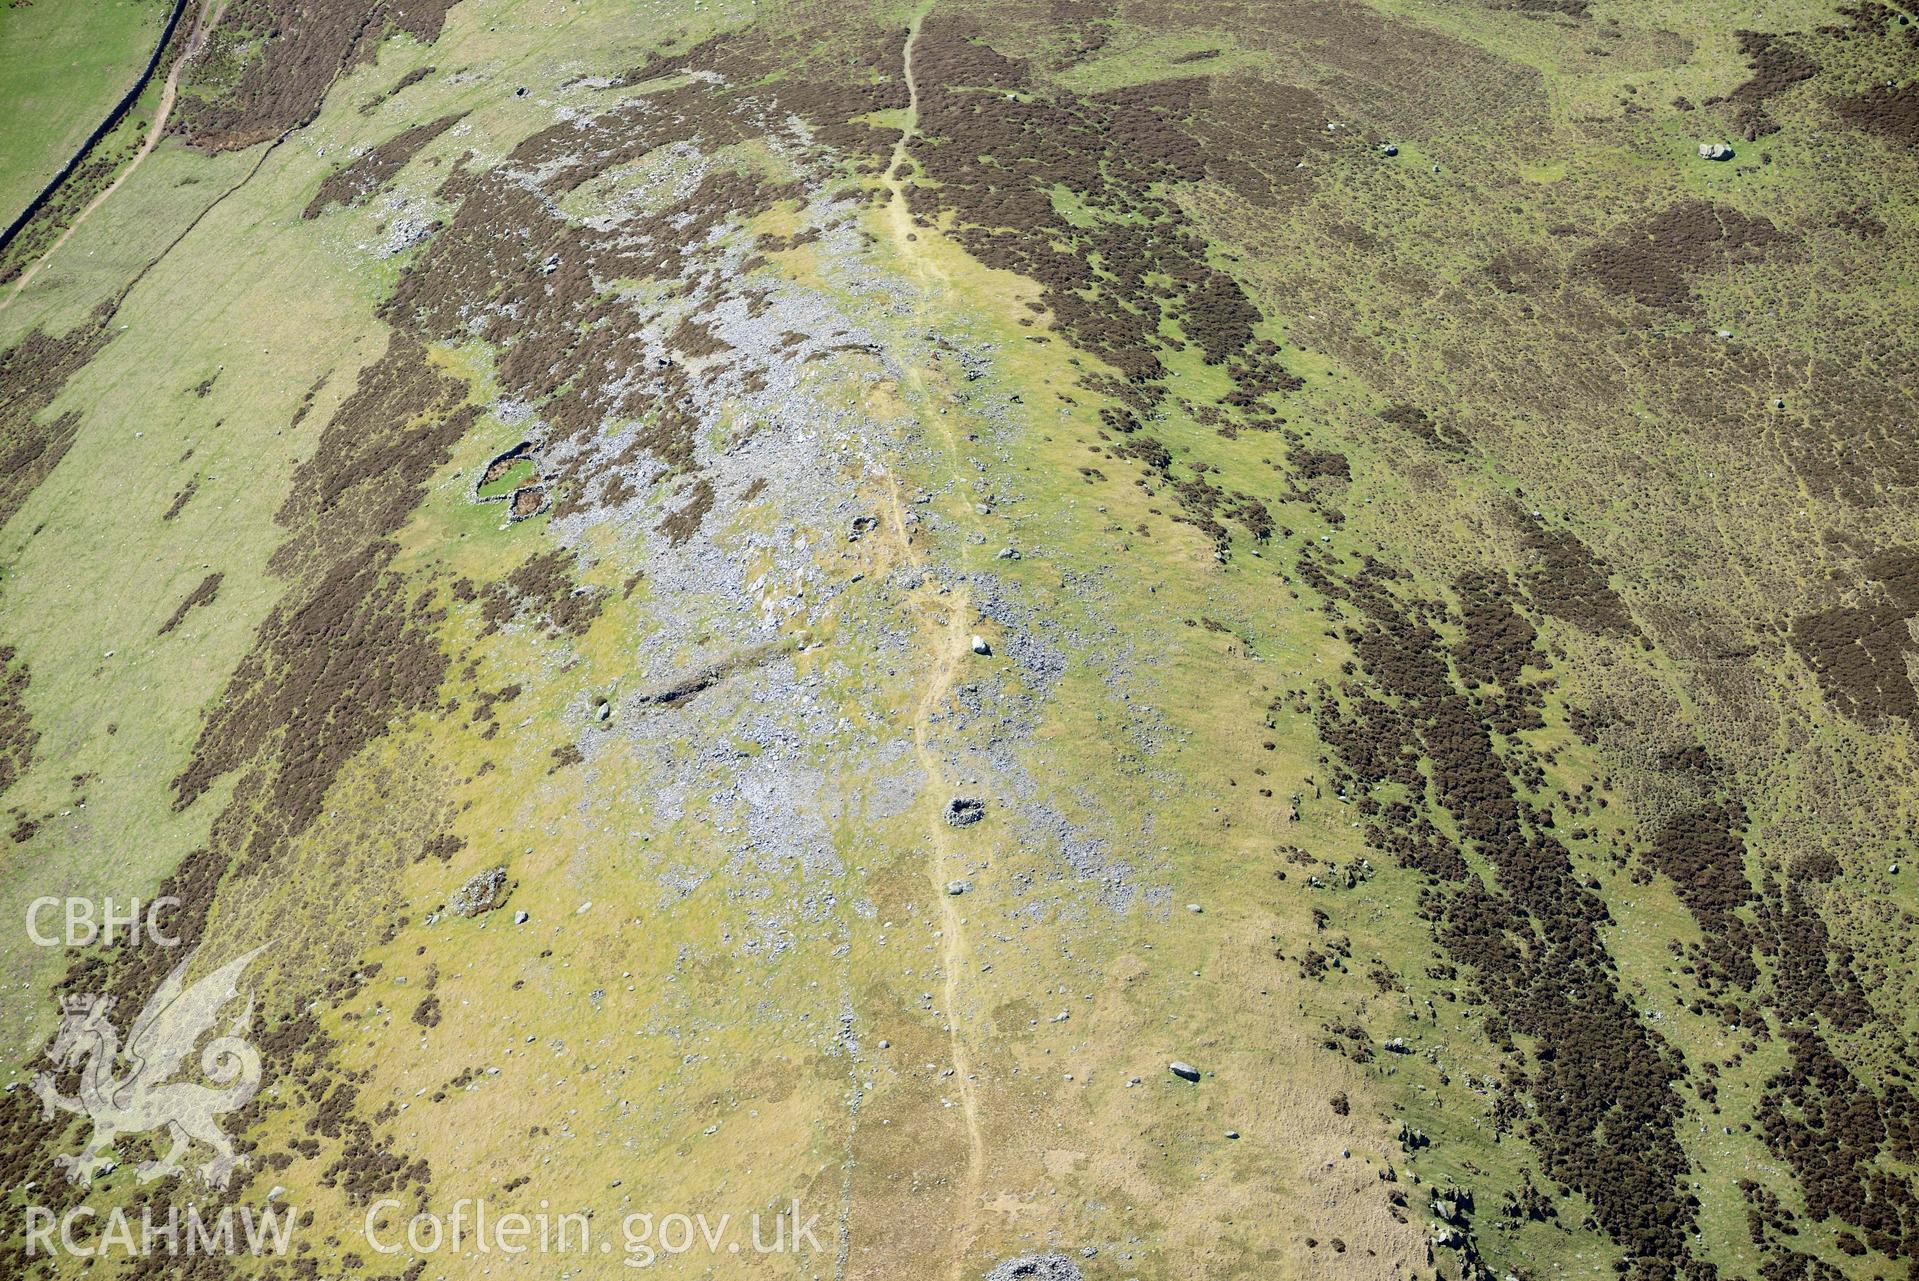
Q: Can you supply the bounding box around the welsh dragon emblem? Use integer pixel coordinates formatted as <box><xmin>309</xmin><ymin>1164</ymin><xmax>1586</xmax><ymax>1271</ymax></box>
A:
<box><xmin>33</xmin><ymin>946</ymin><xmax>265</xmax><ymax>1189</ymax></box>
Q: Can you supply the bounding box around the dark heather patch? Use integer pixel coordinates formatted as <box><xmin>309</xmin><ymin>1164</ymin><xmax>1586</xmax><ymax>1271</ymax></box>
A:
<box><xmin>1577</xmin><ymin>200</ymin><xmax>1788</xmax><ymax>311</ymax></box>
<box><xmin>1835</xmin><ymin>81</ymin><xmax>1919</xmax><ymax>148</ymax></box>
<box><xmin>667</xmin><ymin>314</ymin><xmax>732</xmax><ymax>361</ymax></box>
<box><xmin>1767</xmin><ymin>851</ymin><xmax>1875</xmax><ymax>1031</ymax></box>
<box><xmin>659</xmin><ymin>477</ymin><xmax>715</xmax><ymax>546</ymax></box>
<box><xmin>1832</xmin><ymin>202</ymin><xmax>1887</xmax><ymax>237</ymax></box>
<box><xmin>1380</xmin><ymin>402</ymin><xmax>1466</xmax><ymax>452</ymax></box>
<box><xmin>171</xmin><ymin>0</ymin><xmax>459</xmax><ymax>151</ymax></box>
<box><xmin>1790</xmin><ymin>547</ymin><xmax>1919</xmax><ymax>724</ymax></box>
<box><xmin>161</xmin><ymin>475</ymin><xmax>200</xmax><ymax>520</ymax></box>
<box><xmin>58</xmin><ymin>846</ymin><xmax>225</xmax><ymax>1024</ymax></box>
<box><xmin>1287</xmin><ymin>447</ymin><xmax>1350</xmax><ymax>482</ymax></box>
<box><xmin>0</xmin><ymin>1062</ymin><xmax>67</xmax><ymax>1236</ymax></box>
<box><xmin>156</xmin><ymin>571</ymin><xmax>224</xmax><ymax>636</ymax></box>
<box><xmin>171</xmin><ymin>333</ymin><xmax>475</xmax><ymax>861</ymax></box>
<box><xmin>1756</xmin><ymin>1029</ymin><xmax>1919</xmax><ymax>1272</ymax></box>
<box><xmin>0</xmin><ymin>301</ymin><xmax>117</xmax><ymax>516</ymax></box>
<box><xmin>1306</xmin><ymin>558</ymin><xmax>1702</xmax><ymax>1278</ymax></box>
<box><xmin>618</xmin><ymin>22</ymin><xmax>909</xmax><ymax>170</ymax></box>
<box><xmin>172</xmin><ymin>558</ymin><xmax>450</xmax><ymax>869</ymax></box>
<box><xmin>1452</xmin><ymin>571</ymin><xmax>1547</xmax><ymax>736</ymax></box>
<box><xmin>272</xmin><ymin>333</ymin><xmax>477</xmax><ymax>574</ymax></box>
<box><xmin>1749</xmin><ymin>844</ymin><xmax>1919</xmax><ymax>1275</ymax></box>
<box><xmin>1748</xmin><ymin>874</ymin><xmax>1912</xmax><ymax>1279</ymax></box>
<box><xmin>474</xmin><ymin>550</ymin><xmax>605</xmax><ymax>639</ymax></box>
<box><xmin>1515</xmin><ymin>512</ymin><xmax>1639</xmax><ymax>636</ymax></box>
<box><xmin>1492</xmin><ymin>0</ymin><xmax>1590</xmax><ymax>16</ymax></box>
<box><xmin>1647</xmin><ymin>802</ymin><xmax>1759</xmax><ymax>993</ymax></box>
<box><xmin>1729</xmin><ymin>30</ymin><xmax>1819</xmax><ymax>140</ymax></box>
<box><xmin>360</xmin><ymin>63</ymin><xmax>436</xmax><ymax>114</ymax></box>
<box><xmin>904</xmin><ymin>20</ymin><xmax>1308</xmax><ymax>551</ymax></box>
<box><xmin>908</xmin><ymin>22</ymin><xmax>1276</xmax><ymax>389</ymax></box>
<box><xmin>382</xmin><ymin>0</ymin><xmax>458</xmax><ymax>42</ymax></box>
<box><xmin>0</xmin><ymin>646</ymin><xmax>37</xmax><ymax>799</ymax></box>
<box><xmin>303</xmin><ymin>111</ymin><xmax>466</xmax><ymax>217</ymax></box>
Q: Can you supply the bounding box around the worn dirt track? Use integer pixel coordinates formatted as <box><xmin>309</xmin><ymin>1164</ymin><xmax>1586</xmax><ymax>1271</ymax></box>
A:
<box><xmin>879</xmin><ymin>16</ymin><xmax>989</xmax><ymax>1270</ymax></box>
<box><xmin>3</xmin><ymin>0</ymin><xmax>224</xmax><ymax>310</ymax></box>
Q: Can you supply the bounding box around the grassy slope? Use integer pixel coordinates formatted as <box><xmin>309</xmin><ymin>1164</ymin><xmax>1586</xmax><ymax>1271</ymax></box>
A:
<box><xmin>1048</xmin><ymin>3</ymin><xmax>1919</xmax><ymax>1277</ymax></box>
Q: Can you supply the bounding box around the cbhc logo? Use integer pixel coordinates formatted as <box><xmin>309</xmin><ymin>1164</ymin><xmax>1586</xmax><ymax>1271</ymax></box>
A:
<box><xmin>26</xmin><ymin>897</ymin><xmax>182</xmax><ymax>948</ymax></box>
